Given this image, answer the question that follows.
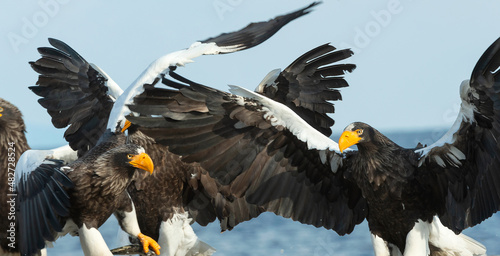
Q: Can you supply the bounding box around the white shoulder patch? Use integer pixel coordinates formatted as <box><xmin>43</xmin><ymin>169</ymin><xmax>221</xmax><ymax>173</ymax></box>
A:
<box><xmin>49</xmin><ymin>145</ymin><xmax>78</xmax><ymax>164</ymax></box>
<box><xmin>415</xmin><ymin>80</ymin><xmax>475</xmax><ymax>165</ymax></box>
<box><xmin>15</xmin><ymin>145</ymin><xmax>77</xmax><ymax>189</ymax></box>
<box><xmin>108</xmin><ymin>42</ymin><xmax>242</xmax><ymax>131</ymax></box>
<box><xmin>89</xmin><ymin>63</ymin><xmax>124</xmax><ymax>101</ymax></box>
<box><xmin>228</xmin><ymin>85</ymin><xmax>340</xmax><ymax>152</ymax></box>
<box><xmin>255</xmin><ymin>68</ymin><xmax>281</xmax><ymax>93</ymax></box>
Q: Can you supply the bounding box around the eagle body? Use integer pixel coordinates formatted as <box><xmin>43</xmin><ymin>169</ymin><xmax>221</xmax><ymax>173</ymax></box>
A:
<box><xmin>124</xmin><ymin>35</ymin><xmax>500</xmax><ymax>255</ymax></box>
<box><xmin>346</xmin><ymin>130</ymin><xmax>436</xmax><ymax>251</ymax></box>
<box><xmin>16</xmin><ymin>135</ymin><xmax>159</xmax><ymax>255</ymax></box>
<box><xmin>66</xmin><ymin>136</ymin><xmax>140</xmax><ymax>229</ymax></box>
<box><xmin>27</xmin><ymin>4</ymin><xmax>319</xmax><ymax>253</ymax></box>
<box><xmin>126</xmin><ymin>131</ymin><xmax>187</xmax><ymax>239</ymax></box>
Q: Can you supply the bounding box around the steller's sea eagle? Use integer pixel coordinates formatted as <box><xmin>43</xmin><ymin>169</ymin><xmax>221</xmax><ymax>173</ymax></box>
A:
<box><xmin>125</xmin><ymin>37</ymin><xmax>500</xmax><ymax>255</ymax></box>
<box><xmin>27</xmin><ymin>3</ymin><xmax>320</xmax><ymax>255</ymax></box>
<box><xmin>16</xmin><ymin>136</ymin><xmax>159</xmax><ymax>256</ymax></box>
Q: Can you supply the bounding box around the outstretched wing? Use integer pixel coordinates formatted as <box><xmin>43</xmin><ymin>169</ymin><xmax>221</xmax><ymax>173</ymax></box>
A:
<box><xmin>107</xmin><ymin>2</ymin><xmax>321</xmax><ymax>132</ymax></box>
<box><xmin>176</xmin><ymin>162</ymin><xmax>266</xmax><ymax>232</ymax></box>
<box><xmin>416</xmin><ymin>37</ymin><xmax>500</xmax><ymax>233</ymax></box>
<box><xmin>29</xmin><ymin>38</ymin><xmax>122</xmax><ymax>157</ymax></box>
<box><xmin>29</xmin><ymin>3</ymin><xmax>318</xmax><ymax>158</ymax></box>
<box><xmin>124</xmin><ymin>132</ymin><xmax>265</xmax><ymax>234</ymax></box>
<box><xmin>113</xmin><ymin>2</ymin><xmax>322</xmax><ymax>231</ymax></box>
<box><xmin>127</xmin><ymin>70</ymin><xmax>367</xmax><ymax>235</ymax></box>
<box><xmin>255</xmin><ymin>44</ymin><xmax>355</xmax><ymax>136</ymax></box>
<box><xmin>15</xmin><ymin>152</ymin><xmax>74</xmax><ymax>255</ymax></box>
<box><xmin>201</xmin><ymin>2</ymin><xmax>321</xmax><ymax>51</ymax></box>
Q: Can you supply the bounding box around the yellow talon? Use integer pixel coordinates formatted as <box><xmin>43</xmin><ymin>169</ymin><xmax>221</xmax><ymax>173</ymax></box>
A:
<box><xmin>137</xmin><ymin>233</ymin><xmax>161</xmax><ymax>255</ymax></box>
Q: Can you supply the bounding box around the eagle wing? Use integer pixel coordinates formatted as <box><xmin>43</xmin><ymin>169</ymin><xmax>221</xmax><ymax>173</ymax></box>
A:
<box><xmin>255</xmin><ymin>44</ymin><xmax>355</xmax><ymax>136</ymax></box>
<box><xmin>30</xmin><ymin>38</ymin><xmax>122</xmax><ymax>157</ymax></box>
<box><xmin>416</xmin><ymin>36</ymin><xmax>500</xmax><ymax>233</ymax></box>
<box><xmin>105</xmin><ymin>2</ymin><xmax>320</xmax><ymax>132</ymax></box>
<box><xmin>28</xmin><ymin>4</ymin><xmax>322</xmax><ymax>234</ymax></box>
<box><xmin>30</xmin><ymin>3</ymin><xmax>317</xmax><ymax>157</ymax></box>
<box><xmin>128</xmin><ymin>69</ymin><xmax>367</xmax><ymax>234</ymax></box>
<box><xmin>15</xmin><ymin>153</ymin><xmax>74</xmax><ymax>255</ymax></box>
<box><xmin>201</xmin><ymin>2</ymin><xmax>321</xmax><ymax>52</ymax></box>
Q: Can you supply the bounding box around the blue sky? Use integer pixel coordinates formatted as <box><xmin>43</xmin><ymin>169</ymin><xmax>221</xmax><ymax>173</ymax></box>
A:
<box><xmin>2</xmin><ymin>1</ymin><xmax>500</xmax><ymax>149</ymax></box>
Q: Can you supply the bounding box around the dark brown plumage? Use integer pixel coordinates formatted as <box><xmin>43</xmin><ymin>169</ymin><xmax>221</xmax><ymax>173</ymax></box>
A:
<box><xmin>129</xmin><ymin>67</ymin><xmax>365</xmax><ymax>235</ymax></box>
<box><xmin>339</xmin><ymin>122</ymin><xmax>434</xmax><ymax>251</ymax></box>
<box><xmin>29</xmin><ymin>39</ymin><xmax>118</xmax><ymax>158</ymax></box>
<box><xmin>256</xmin><ymin>43</ymin><xmax>355</xmax><ymax>136</ymax></box>
<box><xmin>0</xmin><ymin>98</ymin><xmax>30</xmax><ymax>255</ymax></box>
<box><xmin>123</xmin><ymin>127</ymin><xmax>262</xmax><ymax>241</ymax></box>
<box><xmin>17</xmin><ymin>135</ymin><xmax>158</xmax><ymax>256</ymax></box>
<box><xmin>127</xmin><ymin>37</ymin><xmax>500</xmax><ymax>255</ymax></box>
<box><xmin>27</xmin><ymin>4</ymin><xmax>318</xmax><ymax>254</ymax></box>
<box><xmin>66</xmin><ymin>137</ymin><xmax>153</xmax><ymax>228</ymax></box>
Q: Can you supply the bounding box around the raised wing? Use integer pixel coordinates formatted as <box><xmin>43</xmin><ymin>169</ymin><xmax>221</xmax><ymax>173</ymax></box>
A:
<box><xmin>201</xmin><ymin>2</ymin><xmax>320</xmax><ymax>51</ymax></box>
<box><xmin>29</xmin><ymin>3</ymin><xmax>319</xmax><ymax>159</ymax></box>
<box><xmin>415</xmin><ymin>36</ymin><xmax>500</xmax><ymax>233</ymax></box>
<box><xmin>15</xmin><ymin>153</ymin><xmax>74</xmax><ymax>255</ymax></box>
<box><xmin>29</xmin><ymin>38</ymin><xmax>122</xmax><ymax>157</ymax></box>
<box><xmin>107</xmin><ymin>2</ymin><xmax>321</xmax><ymax>132</ymax></box>
<box><xmin>127</xmin><ymin>70</ymin><xmax>367</xmax><ymax>234</ymax></box>
<box><xmin>255</xmin><ymin>44</ymin><xmax>355</xmax><ymax>136</ymax></box>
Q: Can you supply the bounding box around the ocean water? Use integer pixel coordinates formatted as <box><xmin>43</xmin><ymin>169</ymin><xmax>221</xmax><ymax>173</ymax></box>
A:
<box><xmin>45</xmin><ymin>130</ymin><xmax>500</xmax><ymax>256</ymax></box>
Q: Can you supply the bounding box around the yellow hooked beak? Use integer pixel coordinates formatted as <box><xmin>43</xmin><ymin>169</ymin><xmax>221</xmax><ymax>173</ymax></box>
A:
<box><xmin>338</xmin><ymin>130</ymin><xmax>362</xmax><ymax>153</ymax></box>
<box><xmin>129</xmin><ymin>152</ymin><xmax>154</xmax><ymax>174</ymax></box>
<box><xmin>121</xmin><ymin>120</ymin><xmax>132</xmax><ymax>133</ymax></box>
